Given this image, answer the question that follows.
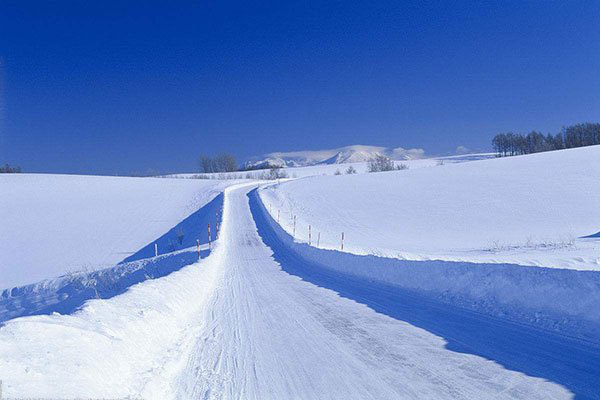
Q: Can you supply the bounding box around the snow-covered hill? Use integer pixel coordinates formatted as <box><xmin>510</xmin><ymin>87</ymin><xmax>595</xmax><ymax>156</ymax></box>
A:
<box><xmin>259</xmin><ymin>145</ymin><xmax>600</xmax><ymax>270</ymax></box>
<box><xmin>0</xmin><ymin>174</ymin><xmax>235</xmax><ymax>289</ymax></box>
<box><xmin>245</xmin><ymin>144</ymin><xmax>425</xmax><ymax>169</ymax></box>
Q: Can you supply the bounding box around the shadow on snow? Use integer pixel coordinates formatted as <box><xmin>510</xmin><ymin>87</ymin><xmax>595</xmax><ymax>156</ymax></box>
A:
<box><xmin>248</xmin><ymin>188</ymin><xmax>600</xmax><ymax>400</ymax></box>
<box><xmin>0</xmin><ymin>194</ymin><xmax>223</xmax><ymax>324</ymax></box>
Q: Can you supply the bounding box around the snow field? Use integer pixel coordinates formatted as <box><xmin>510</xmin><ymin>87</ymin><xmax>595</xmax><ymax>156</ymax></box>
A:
<box><xmin>0</xmin><ymin>173</ymin><xmax>236</xmax><ymax>289</ymax></box>
<box><xmin>257</xmin><ymin>146</ymin><xmax>600</xmax><ymax>341</ymax></box>
<box><xmin>259</xmin><ymin>145</ymin><xmax>600</xmax><ymax>270</ymax></box>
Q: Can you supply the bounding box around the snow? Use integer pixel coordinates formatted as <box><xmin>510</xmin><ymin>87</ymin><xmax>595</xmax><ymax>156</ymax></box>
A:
<box><xmin>2</xmin><ymin>182</ymin><xmax>591</xmax><ymax>399</ymax></box>
<box><xmin>0</xmin><ymin>173</ymin><xmax>235</xmax><ymax>289</ymax></box>
<box><xmin>259</xmin><ymin>146</ymin><xmax>600</xmax><ymax>270</ymax></box>
<box><xmin>245</xmin><ymin>144</ymin><xmax>426</xmax><ymax>168</ymax></box>
<box><xmin>1</xmin><ymin>149</ymin><xmax>599</xmax><ymax>398</ymax></box>
<box><xmin>172</xmin><ymin>152</ymin><xmax>495</xmax><ymax>180</ymax></box>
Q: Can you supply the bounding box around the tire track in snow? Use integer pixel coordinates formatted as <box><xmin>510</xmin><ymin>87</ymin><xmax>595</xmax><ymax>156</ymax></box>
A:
<box><xmin>171</xmin><ymin>184</ymin><xmax>570</xmax><ymax>400</ymax></box>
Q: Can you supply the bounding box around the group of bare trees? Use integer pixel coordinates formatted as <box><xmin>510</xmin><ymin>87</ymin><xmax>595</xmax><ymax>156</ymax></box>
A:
<box><xmin>492</xmin><ymin>123</ymin><xmax>600</xmax><ymax>157</ymax></box>
<box><xmin>0</xmin><ymin>164</ymin><xmax>22</xmax><ymax>173</ymax></box>
<box><xmin>198</xmin><ymin>154</ymin><xmax>239</xmax><ymax>173</ymax></box>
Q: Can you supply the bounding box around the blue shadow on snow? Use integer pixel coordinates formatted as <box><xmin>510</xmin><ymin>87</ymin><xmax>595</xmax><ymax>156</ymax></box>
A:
<box><xmin>248</xmin><ymin>188</ymin><xmax>600</xmax><ymax>400</ymax></box>
<box><xmin>0</xmin><ymin>194</ymin><xmax>223</xmax><ymax>324</ymax></box>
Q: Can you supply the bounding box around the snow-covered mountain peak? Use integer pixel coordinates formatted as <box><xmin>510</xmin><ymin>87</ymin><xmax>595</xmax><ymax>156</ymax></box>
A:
<box><xmin>245</xmin><ymin>145</ymin><xmax>425</xmax><ymax>169</ymax></box>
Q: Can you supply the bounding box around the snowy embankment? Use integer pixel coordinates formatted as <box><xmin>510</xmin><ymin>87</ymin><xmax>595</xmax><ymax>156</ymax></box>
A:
<box><xmin>0</xmin><ymin>183</ymin><xmax>253</xmax><ymax>399</ymax></box>
<box><xmin>0</xmin><ymin>222</ymin><xmax>228</xmax><ymax>398</ymax></box>
<box><xmin>0</xmin><ymin>174</ymin><xmax>234</xmax><ymax>321</ymax></box>
<box><xmin>257</xmin><ymin>146</ymin><xmax>600</xmax><ymax>341</ymax></box>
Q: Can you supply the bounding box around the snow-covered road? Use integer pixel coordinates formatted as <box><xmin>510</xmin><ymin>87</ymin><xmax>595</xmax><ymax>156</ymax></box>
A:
<box><xmin>169</xmin><ymin>184</ymin><xmax>578</xmax><ymax>399</ymax></box>
<box><xmin>2</xmin><ymin>182</ymin><xmax>599</xmax><ymax>399</ymax></box>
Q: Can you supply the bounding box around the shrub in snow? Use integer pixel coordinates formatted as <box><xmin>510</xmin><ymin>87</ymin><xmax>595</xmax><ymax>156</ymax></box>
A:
<box><xmin>367</xmin><ymin>155</ymin><xmax>395</xmax><ymax>172</ymax></box>
<box><xmin>345</xmin><ymin>166</ymin><xmax>357</xmax><ymax>174</ymax></box>
<box><xmin>268</xmin><ymin>166</ymin><xmax>288</xmax><ymax>180</ymax></box>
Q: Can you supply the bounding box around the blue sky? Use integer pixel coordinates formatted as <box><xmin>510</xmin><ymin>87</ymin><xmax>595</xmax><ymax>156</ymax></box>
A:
<box><xmin>1</xmin><ymin>0</ymin><xmax>599</xmax><ymax>174</ymax></box>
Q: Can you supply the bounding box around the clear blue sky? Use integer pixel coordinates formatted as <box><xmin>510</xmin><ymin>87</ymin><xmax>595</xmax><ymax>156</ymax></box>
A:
<box><xmin>1</xmin><ymin>0</ymin><xmax>599</xmax><ymax>174</ymax></box>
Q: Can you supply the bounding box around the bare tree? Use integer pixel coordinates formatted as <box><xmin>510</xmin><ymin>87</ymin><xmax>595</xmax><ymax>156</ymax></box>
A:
<box><xmin>492</xmin><ymin>123</ymin><xmax>599</xmax><ymax>157</ymax></box>
<box><xmin>269</xmin><ymin>165</ymin><xmax>288</xmax><ymax>180</ymax></box>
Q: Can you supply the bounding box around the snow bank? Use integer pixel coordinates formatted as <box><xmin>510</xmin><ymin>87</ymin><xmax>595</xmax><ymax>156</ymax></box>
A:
<box><xmin>0</xmin><ymin>243</ymin><xmax>225</xmax><ymax>399</ymax></box>
<box><xmin>0</xmin><ymin>243</ymin><xmax>210</xmax><ymax>323</ymax></box>
<box><xmin>0</xmin><ymin>173</ymin><xmax>235</xmax><ymax>289</ymax></box>
<box><xmin>250</xmin><ymin>189</ymin><xmax>600</xmax><ymax>343</ymax></box>
<box><xmin>0</xmin><ymin>183</ymin><xmax>251</xmax><ymax>399</ymax></box>
<box><xmin>259</xmin><ymin>146</ymin><xmax>600</xmax><ymax>270</ymax></box>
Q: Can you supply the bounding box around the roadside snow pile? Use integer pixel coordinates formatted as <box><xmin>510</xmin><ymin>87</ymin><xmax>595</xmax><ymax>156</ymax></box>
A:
<box><xmin>0</xmin><ymin>174</ymin><xmax>234</xmax><ymax>289</ymax></box>
<box><xmin>259</xmin><ymin>145</ymin><xmax>600</xmax><ymax>270</ymax></box>
<box><xmin>250</xmin><ymin>189</ymin><xmax>600</xmax><ymax>343</ymax></box>
<box><xmin>0</xmin><ymin>238</ymin><xmax>226</xmax><ymax>399</ymax></box>
<box><xmin>0</xmin><ymin>243</ymin><xmax>210</xmax><ymax>323</ymax></box>
<box><xmin>0</xmin><ymin>183</ymin><xmax>249</xmax><ymax>399</ymax></box>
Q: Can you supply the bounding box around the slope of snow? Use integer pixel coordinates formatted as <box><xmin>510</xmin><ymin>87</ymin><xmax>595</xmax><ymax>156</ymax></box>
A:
<box><xmin>0</xmin><ymin>174</ymin><xmax>235</xmax><ymax>289</ymax></box>
<box><xmin>2</xmin><ymin>183</ymin><xmax>587</xmax><ymax>399</ymax></box>
<box><xmin>252</xmin><ymin>188</ymin><xmax>600</xmax><ymax>342</ymax></box>
<box><xmin>259</xmin><ymin>146</ymin><xmax>600</xmax><ymax>271</ymax></box>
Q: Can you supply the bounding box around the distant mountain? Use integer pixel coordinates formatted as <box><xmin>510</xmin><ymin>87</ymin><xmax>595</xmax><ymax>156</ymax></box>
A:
<box><xmin>245</xmin><ymin>145</ymin><xmax>425</xmax><ymax>169</ymax></box>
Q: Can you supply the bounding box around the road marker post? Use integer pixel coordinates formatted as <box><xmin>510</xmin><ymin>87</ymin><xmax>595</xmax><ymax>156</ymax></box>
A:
<box><xmin>154</xmin><ymin>243</ymin><xmax>158</xmax><ymax>257</ymax></box>
<box><xmin>317</xmin><ymin>232</ymin><xmax>320</xmax><ymax>247</ymax></box>
<box><xmin>197</xmin><ymin>239</ymin><xmax>201</xmax><ymax>259</ymax></box>
<box><xmin>208</xmin><ymin>224</ymin><xmax>212</xmax><ymax>250</ymax></box>
<box><xmin>293</xmin><ymin>215</ymin><xmax>296</xmax><ymax>237</ymax></box>
<box><xmin>341</xmin><ymin>232</ymin><xmax>344</xmax><ymax>251</ymax></box>
<box><xmin>277</xmin><ymin>209</ymin><xmax>280</xmax><ymax>223</ymax></box>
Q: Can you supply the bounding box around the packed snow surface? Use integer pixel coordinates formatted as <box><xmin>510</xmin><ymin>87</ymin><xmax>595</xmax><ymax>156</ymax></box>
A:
<box><xmin>3</xmin><ymin>183</ymin><xmax>595</xmax><ymax>399</ymax></box>
<box><xmin>0</xmin><ymin>174</ymin><xmax>234</xmax><ymax>289</ymax></box>
<box><xmin>260</xmin><ymin>145</ymin><xmax>600</xmax><ymax>270</ymax></box>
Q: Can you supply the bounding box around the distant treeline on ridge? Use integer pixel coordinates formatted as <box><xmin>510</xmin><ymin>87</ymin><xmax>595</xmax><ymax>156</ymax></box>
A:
<box><xmin>492</xmin><ymin>122</ymin><xmax>600</xmax><ymax>157</ymax></box>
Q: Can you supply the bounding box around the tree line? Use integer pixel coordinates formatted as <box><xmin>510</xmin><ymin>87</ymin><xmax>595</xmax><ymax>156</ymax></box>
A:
<box><xmin>198</xmin><ymin>153</ymin><xmax>238</xmax><ymax>173</ymax></box>
<box><xmin>0</xmin><ymin>163</ymin><xmax>22</xmax><ymax>173</ymax></box>
<box><xmin>492</xmin><ymin>123</ymin><xmax>600</xmax><ymax>157</ymax></box>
